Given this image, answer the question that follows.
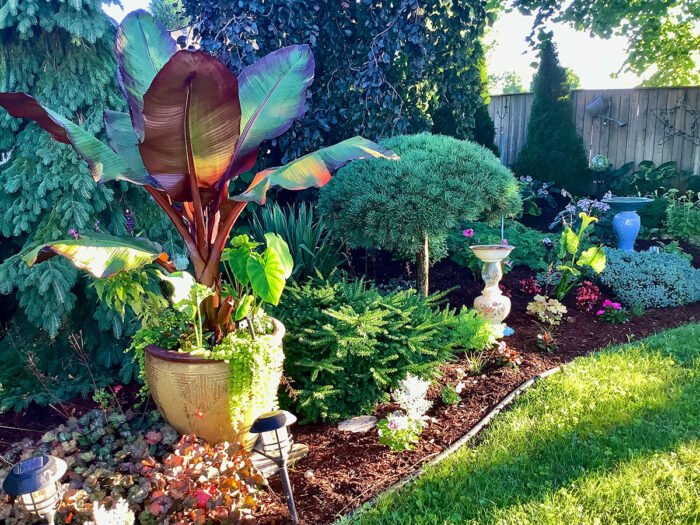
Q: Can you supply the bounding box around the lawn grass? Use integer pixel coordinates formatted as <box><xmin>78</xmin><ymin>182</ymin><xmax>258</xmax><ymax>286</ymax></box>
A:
<box><xmin>346</xmin><ymin>324</ymin><xmax>700</xmax><ymax>525</ymax></box>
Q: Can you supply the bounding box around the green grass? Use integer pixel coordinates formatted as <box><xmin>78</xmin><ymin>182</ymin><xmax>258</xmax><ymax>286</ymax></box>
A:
<box><xmin>346</xmin><ymin>324</ymin><xmax>700</xmax><ymax>525</ymax></box>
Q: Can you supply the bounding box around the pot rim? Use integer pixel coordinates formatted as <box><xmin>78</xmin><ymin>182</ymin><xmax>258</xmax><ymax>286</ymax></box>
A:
<box><xmin>145</xmin><ymin>317</ymin><xmax>285</xmax><ymax>364</ymax></box>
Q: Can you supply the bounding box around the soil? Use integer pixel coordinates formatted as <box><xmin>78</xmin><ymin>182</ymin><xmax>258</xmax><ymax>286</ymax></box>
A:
<box><xmin>2</xmin><ymin>250</ymin><xmax>700</xmax><ymax>524</ymax></box>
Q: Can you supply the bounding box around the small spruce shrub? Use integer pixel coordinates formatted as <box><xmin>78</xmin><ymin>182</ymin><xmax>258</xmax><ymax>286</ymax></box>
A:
<box><xmin>597</xmin><ymin>248</ymin><xmax>700</xmax><ymax>308</ymax></box>
<box><xmin>272</xmin><ymin>274</ymin><xmax>494</xmax><ymax>423</ymax></box>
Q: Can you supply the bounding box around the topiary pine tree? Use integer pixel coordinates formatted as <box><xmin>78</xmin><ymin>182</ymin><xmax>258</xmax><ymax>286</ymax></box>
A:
<box><xmin>0</xmin><ymin>1</ymin><xmax>182</xmax><ymax>406</ymax></box>
<box><xmin>318</xmin><ymin>133</ymin><xmax>521</xmax><ymax>296</ymax></box>
<box><xmin>514</xmin><ymin>36</ymin><xmax>590</xmax><ymax>194</ymax></box>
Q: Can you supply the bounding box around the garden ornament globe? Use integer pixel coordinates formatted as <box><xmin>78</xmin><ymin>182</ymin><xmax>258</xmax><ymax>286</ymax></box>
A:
<box><xmin>469</xmin><ymin>244</ymin><xmax>514</xmax><ymax>337</ymax></box>
<box><xmin>603</xmin><ymin>197</ymin><xmax>654</xmax><ymax>252</ymax></box>
<box><xmin>251</xmin><ymin>410</ymin><xmax>299</xmax><ymax>523</ymax></box>
<box><xmin>2</xmin><ymin>455</ymin><xmax>67</xmax><ymax>524</ymax></box>
<box><xmin>591</xmin><ymin>155</ymin><xmax>609</xmax><ymax>172</ymax></box>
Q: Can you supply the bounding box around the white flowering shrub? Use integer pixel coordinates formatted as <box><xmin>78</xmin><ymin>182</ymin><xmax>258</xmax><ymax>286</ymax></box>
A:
<box><xmin>377</xmin><ymin>374</ymin><xmax>432</xmax><ymax>451</ymax></box>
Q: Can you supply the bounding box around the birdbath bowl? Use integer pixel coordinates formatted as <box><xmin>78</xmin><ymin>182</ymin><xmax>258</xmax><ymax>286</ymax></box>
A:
<box><xmin>469</xmin><ymin>244</ymin><xmax>514</xmax><ymax>336</ymax></box>
<box><xmin>602</xmin><ymin>197</ymin><xmax>653</xmax><ymax>252</ymax></box>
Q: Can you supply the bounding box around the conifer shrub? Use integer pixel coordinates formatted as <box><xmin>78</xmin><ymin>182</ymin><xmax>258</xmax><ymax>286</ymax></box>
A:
<box><xmin>318</xmin><ymin>133</ymin><xmax>521</xmax><ymax>295</ymax></box>
<box><xmin>597</xmin><ymin>248</ymin><xmax>700</xmax><ymax>308</ymax></box>
<box><xmin>514</xmin><ymin>37</ymin><xmax>590</xmax><ymax>195</ymax></box>
<box><xmin>272</xmin><ymin>274</ymin><xmax>495</xmax><ymax>423</ymax></box>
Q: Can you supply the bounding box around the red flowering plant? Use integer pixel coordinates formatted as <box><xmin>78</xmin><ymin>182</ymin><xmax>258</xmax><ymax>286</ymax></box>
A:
<box><xmin>596</xmin><ymin>299</ymin><xmax>629</xmax><ymax>324</ymax></box>
<box><xmin>519</xmin><ymin>276</ymin><xmax>542</xmax><ymax>296</ymax></box>
<box><xmin>575</xmin><ymin>281</ymin><xmax>602</xmax><ymax>312</ymax></box>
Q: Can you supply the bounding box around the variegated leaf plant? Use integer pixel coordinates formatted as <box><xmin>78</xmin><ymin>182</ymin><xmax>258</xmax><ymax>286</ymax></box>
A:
<box><xmin>0</xmin><ymin>10</ymin><xmax>397</xmax><ymax>339</ymax></box>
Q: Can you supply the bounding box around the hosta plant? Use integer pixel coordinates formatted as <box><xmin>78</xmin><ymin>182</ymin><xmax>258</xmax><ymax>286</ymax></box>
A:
<box><xmin>0</xmin><ymin>10</ymin><xmax>395</xmax><ymax>345</ymax></box>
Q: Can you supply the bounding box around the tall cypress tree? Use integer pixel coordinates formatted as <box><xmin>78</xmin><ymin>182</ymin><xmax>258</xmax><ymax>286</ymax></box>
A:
<box><xmin>515</xmin><ymin>37</ymin><xmax>589</xmax><ymax>194</ymax></box>
<box><xmin>0</xmin><ymin>1</ymin><xmax>181</xmax><ymax>408</ymax></box>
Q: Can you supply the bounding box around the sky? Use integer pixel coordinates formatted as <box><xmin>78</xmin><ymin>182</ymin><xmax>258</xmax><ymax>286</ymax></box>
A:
<box><xmin>103</xmin><ymin>1</ymin><xmax>644</xmax><ymax>92</ymax></box>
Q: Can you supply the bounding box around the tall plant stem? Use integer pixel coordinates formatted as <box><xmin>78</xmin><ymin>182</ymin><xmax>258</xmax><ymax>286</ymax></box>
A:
<box><xmin>416</xmin><ymin>232</ymin><xmax>430</xmax><ymax>297</ymax></box>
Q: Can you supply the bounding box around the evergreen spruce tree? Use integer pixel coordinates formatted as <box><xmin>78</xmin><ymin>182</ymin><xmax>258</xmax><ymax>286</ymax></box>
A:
<box><xmin>515</xmin><ymin>37</ymin><xmax>589</xmax><ymax>194</ymax></box>
<box><xmin>0</xmin><ymin>1</ymin><xmax>181</xmax><ymax>409</ymax></box>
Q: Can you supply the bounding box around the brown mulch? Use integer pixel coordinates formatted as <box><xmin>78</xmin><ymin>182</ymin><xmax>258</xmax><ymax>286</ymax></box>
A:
<box><xmin>2</xmin><ymin>251</ymin><xmax>700</xmax><ymax>524</ymax></box>
<box><xmin>254</xmin><ymin>255</ymin><xmax>700</xmax><ymax>524</ymax></box>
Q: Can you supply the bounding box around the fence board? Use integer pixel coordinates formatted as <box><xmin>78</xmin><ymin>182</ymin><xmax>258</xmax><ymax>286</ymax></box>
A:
<box><xmin>488</xmin><ymin>87</ymin><xmax>700</xmax><ymax>176</ymax></box>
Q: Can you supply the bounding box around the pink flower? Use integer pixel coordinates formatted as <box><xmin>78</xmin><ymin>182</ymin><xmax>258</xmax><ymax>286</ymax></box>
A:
<box><xmin>388</xmin><ymin>419</ymin><xmax>397</xmax><ymax>430</ymax></box>
<box><xmin>612</xmin><ymin>302</ymin><xmax>621</xmax><ymax>309</ymax></box>
<box><xmin>463</xmin><ymin>228</ymin><xmax>474</xmax><ymax>238</ymax></box>
<box><xmin>501</xmin><ymin>238</ymin><xmax>508</xmax><ymax>244</ymax></box>
<box><xmin>113</xmin><ymin>385</ymin><xmax>123</xmax><ymax>394</ymax></box>
<box><xmin>68</xmin><ymin>229</ymin><xmax>79</xmax><ymax>239</ymax></box>
<box><xmin>596</xmin><ymin>310</ymin><xmax>605</xmax><ymax>316</ymax></box>
<box><xmin>603</xmin><ymin>299</ymin><xmax>612</xmax><ymax>307</ymax></box>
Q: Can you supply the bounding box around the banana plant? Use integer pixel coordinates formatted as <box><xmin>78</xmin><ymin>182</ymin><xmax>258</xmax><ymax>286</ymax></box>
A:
<box><xmin>0</xmin><ymin>10</ymin><xmax>397</xmax><ymax>341</ymax></box>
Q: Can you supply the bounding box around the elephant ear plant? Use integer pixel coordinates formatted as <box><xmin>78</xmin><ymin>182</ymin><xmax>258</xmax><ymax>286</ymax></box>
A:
<box><xmin>0</xmin><ymin>10</ymin><xmax>396</xmax><ymax>345</ymax></box>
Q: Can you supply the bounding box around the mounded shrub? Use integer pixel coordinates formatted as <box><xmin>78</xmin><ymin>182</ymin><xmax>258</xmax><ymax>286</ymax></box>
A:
<box><xmin>597</xmin><ymin>248</ymin><xmax>700</xmax><ymax>308</ymax></box>
<box><xmin>272</xmin><ymin>274</ymin><xmax>495</xmax><ymax>423</ymax></box>
<box><xmin>318</xmin><ymin>133</ymin><xmax>521</xmax><ymax>295</ymax></box>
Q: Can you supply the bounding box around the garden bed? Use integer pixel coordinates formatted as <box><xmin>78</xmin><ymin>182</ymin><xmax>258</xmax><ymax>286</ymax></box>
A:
<box><xmin>1</xmin><ymin>257</ymin><xmax>699</xmax><ymax>524</ymax></box>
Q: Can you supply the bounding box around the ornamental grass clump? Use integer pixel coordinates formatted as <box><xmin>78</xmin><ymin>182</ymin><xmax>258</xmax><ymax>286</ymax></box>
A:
<box><xmin>318</xmin><ymin>133</ymin><xmax>521</xmax><ymax>296</ymax></box>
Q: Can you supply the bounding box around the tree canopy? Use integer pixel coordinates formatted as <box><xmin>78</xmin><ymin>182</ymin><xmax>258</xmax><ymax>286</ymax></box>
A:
<box><xmin>182</xmin><ymin>0</ymin><xmax>496</xmax><ymax>169</ymax></box>
<box><xmin>514</xmin><ymin>0</ymin><xmax>700</xmax><ymax>86</ymax></box>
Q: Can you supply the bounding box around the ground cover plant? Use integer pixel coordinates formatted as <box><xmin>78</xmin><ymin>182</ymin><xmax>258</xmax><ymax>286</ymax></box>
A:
<box><xmin>347</xmin><ymin>323</ymin><xmax>700</xmax><ymax>524</ymax></box>
<box><xmin>0</xmin><ymin>409</ymin><xmax>263</xmax><ymax>524</ymax></box>
<box><xmin>318</xmin><ymin>133</ymin><xmax>521</xmax><ymax>295</ymax></box>
<box><xmin>272</xmin><ymin>274</ymin><xmax>495</xmax><ymax>423</ymax></box>
<box><xmin>597</xmin><ymin>247</ymin><xmax>700</xmax><ymax>309</ymax></box>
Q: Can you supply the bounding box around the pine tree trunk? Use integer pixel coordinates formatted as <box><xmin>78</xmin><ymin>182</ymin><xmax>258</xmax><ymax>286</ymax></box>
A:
<box><xmin>416</xmin><ymin>233</ymin><xmax>429</xmax><ymax>297</ymax></box>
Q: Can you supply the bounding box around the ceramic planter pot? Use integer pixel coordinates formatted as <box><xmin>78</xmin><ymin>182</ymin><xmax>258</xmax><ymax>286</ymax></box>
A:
<box><xmin>603</xmin><ymin>197</ymin><xmax>653</xmax><ymax>252</ymax></box>
<box><xmin>144</xmin><ymin>318</ymin><xmax>285</xmax><ymax>448</ymax></box>
<box><xmin>470</xmin><ymin>244</ymin><xmax>514</xmax><ymax>336</ymax></box>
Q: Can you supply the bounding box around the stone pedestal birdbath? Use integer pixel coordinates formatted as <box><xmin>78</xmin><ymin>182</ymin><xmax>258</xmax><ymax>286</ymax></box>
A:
<box><xmin>470</xmin><ymin>244</ymin><xmax>514</xmax><ymax>337</ymax></box>
<box><xmin>603</xmin><ymin>197</ymin><xmax>653</xmax><ymax>252</ymax></box>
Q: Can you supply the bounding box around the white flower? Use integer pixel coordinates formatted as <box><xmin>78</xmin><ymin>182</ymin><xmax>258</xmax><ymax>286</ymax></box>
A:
<box><xmin>92</xmin><ymin>499</ymin><xmax>135</xmax><ymax>525</ymax></box>
<box><xmin>392</xmin><ymin>373</ymin><xmax>432</xmax><ymax>420</ymax></box>
<box><xmin>561</xmin><ymin>188</ymin><xmax>570</xmax><ymax>198</ymax></box>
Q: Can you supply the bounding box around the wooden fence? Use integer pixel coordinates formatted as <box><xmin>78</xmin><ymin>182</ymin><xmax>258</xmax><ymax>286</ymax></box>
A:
<box><xmin>487</xmin><ymin>87</ymin><xmax>700</xmax><ymax>176</ymax></box>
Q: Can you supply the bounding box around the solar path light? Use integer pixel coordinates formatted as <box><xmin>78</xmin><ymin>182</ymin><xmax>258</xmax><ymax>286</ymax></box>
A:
<box><xmin>3</xmin><ymin>455</ymin><xmax>67</xmax><ymax>524</ymax></box>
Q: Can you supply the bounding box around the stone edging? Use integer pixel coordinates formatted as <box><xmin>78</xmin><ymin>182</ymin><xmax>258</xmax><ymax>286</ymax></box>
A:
<box><xmin>333</xmin><ymin>364</ymin><xmax>566</xmax><ymax>524</ymax></box>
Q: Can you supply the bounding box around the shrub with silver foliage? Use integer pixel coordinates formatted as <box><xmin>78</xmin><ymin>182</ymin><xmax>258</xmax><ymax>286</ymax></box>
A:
<box><xmin>597</xmin><ymin>248</ymin><xmax>700</xmax><ymax>308</ymax></box>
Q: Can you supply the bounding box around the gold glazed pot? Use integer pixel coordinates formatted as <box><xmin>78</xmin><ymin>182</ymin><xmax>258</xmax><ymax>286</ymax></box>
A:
<box><xmin>144</xmin><ymin>318</ymin><xmax>286</xmax><ymax>447</ymax></box>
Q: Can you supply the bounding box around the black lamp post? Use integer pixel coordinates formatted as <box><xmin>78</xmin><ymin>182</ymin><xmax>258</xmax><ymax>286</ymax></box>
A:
<box><xmin>251</xmin><ymin>410</ymin><xmax>299</xmax><ymax>524</ymax></box>
<box><xmin>3</xmin><ymin>455</ymin><xmax>67</xmax><ymax>524</ymax></box>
